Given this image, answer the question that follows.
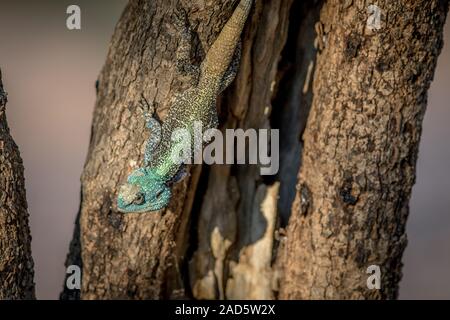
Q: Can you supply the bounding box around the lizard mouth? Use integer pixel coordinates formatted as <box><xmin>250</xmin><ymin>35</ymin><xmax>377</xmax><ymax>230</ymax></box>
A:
<box><xmin>117</xmin><ymin>198</ymin><xmax>168</xmax><ymax>213</ymax></box>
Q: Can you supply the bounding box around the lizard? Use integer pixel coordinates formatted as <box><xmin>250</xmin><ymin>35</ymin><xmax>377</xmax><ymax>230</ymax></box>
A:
<box><xmin>117</xmin><ymin>0</ymin><xmax>253</xmax><ymax>213</ymax></box>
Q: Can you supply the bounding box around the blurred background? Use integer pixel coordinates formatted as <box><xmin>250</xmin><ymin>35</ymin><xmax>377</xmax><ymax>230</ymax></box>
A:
<box><xmin>0</xmin><ymin>1</ymin><xmax>449</xmax><ymax>299</ymax></box>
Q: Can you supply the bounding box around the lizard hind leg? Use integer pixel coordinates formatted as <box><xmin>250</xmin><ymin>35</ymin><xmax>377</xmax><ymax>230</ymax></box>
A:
<box><xmin>140</xmin><ymin>94</ymin><xmax>162</xmax><ymax>166</ymax></box>
<box><xmin>174</xmin><ymin>6</ymin><xmax>200</xmax><ymax>83</ymax></box>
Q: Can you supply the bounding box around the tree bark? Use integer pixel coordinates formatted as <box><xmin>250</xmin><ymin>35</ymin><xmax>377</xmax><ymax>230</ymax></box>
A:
<box><xmin>63</xmin><ymin>0</ymin><xmax>265</xmax><ymax>300</ymax></box>
<box><xmin>278</xmin><ymin>0</ymin><xmax>449</xmax><ymax>299</ymax></box>
<box><xmin>188</xmin><ymin>0</ymin><xmax>293</xmax><ymax>300</ymax></box>
<box><xmin>0</xmin><ymin>69</ymin><xmax>35</xmax><ymax>300</ymax></box>
<box><xmin>188</xmin><ymin>0</ymin><xmax>327</xmax><ymax>300</ymax></box>
<box><xmin>62</xmin><ymin>0</ymin><xmax>449</xmax><ymax>300</ymax></box>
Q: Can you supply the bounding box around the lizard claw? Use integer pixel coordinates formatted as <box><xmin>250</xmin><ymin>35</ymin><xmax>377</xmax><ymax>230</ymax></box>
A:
<box><xmin>139</xmin><ymin>93</ymin><xmax>155</xmax><ymax>116</ymax></box>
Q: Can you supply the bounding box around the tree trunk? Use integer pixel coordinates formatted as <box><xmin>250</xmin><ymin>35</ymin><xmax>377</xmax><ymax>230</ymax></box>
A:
<box><xmin>188</xmin><ymin>0</ymin><xmax>294</xmax><ymax>300</ymax></box>
<box><xmin>278</xmin><ymin>0</ymin><xmax>449</xmax><ymax>299</ymax></box>
<box><xmin>62</xmin><ymin>0</ymin><xmax>449</xmax><ymax>300</ymax></box>
<box><xmin>63</xmin><ymin>0</ymin><xmax>267</xmax><ymax>300</ymax></box>
<box><xmin>0</xmin><ymin>69</ymin><xmax>35</xmax><ymax>300</ymax></box>
<box><xmin>188</xmin><ymin>0</ymin><xmax>326</xmax><ymax>300</ymax></box>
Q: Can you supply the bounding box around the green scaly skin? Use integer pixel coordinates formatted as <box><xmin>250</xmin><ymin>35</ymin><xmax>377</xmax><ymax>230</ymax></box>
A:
<box><xmin>117</xmin><ymin>0</ymin><xmax>253</xmax><ymax>213</ymax></box>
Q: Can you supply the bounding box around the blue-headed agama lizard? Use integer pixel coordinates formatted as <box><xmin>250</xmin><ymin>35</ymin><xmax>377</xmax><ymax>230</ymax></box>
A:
<box><xmin>117</xmin><ymin>0</ymin><xmax>253</xmax><ymax>213</ymax></box>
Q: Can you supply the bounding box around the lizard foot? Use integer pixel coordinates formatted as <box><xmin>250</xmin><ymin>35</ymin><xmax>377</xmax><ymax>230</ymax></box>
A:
<box><xmin>174</xmin><ymin>6</ymin><xmax>200</xmax><ymax>83</ymax></box>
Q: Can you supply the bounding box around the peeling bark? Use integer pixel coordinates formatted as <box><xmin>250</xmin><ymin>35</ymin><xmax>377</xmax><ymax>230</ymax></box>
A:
<box><xmin>0</xmin><ymin>69</ymin><xmax>35</xmax><ymax>300</ymax></box>
<box><xmin>188</xmin><ymin>0</ymin><xmax>293</xmax><ymax>300</ymax></box>
<box><xmin>279</xmin><ymin>0</ymin><xmax>449</xmax><ymax>299</ymax></box>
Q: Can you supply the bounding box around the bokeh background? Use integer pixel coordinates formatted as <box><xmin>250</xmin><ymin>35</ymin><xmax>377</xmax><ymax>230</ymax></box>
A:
<box><xmin>0</xmin><ymin>1</ymin><xmax>449</xmax><ymax>299</ymax></box>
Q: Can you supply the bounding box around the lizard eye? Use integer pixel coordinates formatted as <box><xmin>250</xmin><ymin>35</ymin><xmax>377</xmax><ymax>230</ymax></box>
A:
<box><xmin>133</xmin><ymin>193</ymin><xmax>145</xmax><ymax>205</ymax></box>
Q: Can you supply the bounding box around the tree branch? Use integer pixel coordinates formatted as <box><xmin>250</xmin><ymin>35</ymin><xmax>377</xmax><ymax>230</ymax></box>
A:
<box><xmin>0</xmin><ymin>69</ymin><xmax>35</xmax><ymax>300</ymax></box>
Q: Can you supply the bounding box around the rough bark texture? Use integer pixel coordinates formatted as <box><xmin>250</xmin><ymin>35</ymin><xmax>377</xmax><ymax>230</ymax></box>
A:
<box><xmin>62</xmin><ymin>0</ymin><xmax>449</xmax><ymax>300</ymax></box>
<box><xmin>63</xmin><ymin>0</ymin><xmax>262</xmax><ymax>300</ymax></box>
<box><xmin>279</xmin><ymin>0</ymin><xmax>449</xmax><ymax>299</ymax></box>
<box><xmin>0</xmin><ymin>69</ymin><xmax>35</xmax><ymax>300</ymax></box>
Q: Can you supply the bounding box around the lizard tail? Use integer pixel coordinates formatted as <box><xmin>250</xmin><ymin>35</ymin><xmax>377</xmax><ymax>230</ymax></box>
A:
<box><xmin>199</xmin><ymin>0</ymin><xmax>253</xmax><ymax>85</ymax></box>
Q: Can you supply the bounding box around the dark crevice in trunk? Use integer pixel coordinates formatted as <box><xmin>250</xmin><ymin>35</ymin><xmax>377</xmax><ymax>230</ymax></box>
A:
<box><xmin>271</xmin><ymin>0</ymin><xmax>323</xmax><ymax>226</ymax></box>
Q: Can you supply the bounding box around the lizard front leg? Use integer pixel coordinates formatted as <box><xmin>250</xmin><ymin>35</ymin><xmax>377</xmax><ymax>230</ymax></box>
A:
<box><xmin>140</xmin><ymin>94</ymin><xmax>161</xmax><ymax>166</ymax></box>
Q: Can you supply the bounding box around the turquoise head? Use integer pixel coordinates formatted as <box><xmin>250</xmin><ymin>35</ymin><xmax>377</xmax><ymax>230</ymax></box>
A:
<box><xmin>117</xmin><ymin>167</ymin><xmax>171</xmax><ymax>213</ymax></box>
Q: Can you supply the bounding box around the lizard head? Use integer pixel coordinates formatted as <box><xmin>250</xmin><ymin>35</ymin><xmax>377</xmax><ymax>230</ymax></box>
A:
<box><xmin>117</xmin><ymin>167</ymin><xmax>171</xmax><ymax>213</ymax></box>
